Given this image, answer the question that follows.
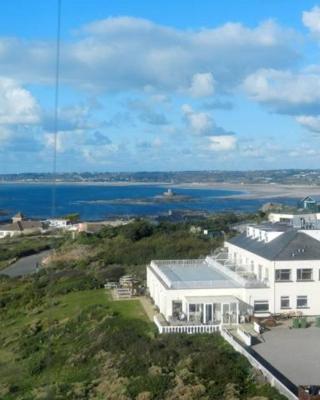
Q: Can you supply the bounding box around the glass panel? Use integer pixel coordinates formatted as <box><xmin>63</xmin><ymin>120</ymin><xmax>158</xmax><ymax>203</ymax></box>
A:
<box><xmin>223</xmin><ymin>303</ymin><xmax>230</xmax><ymax>324</ymax></box>
<box><xmin>280</xmin><ymin>296</ymin><xmax>290</xmax><ymax>309</ymax></box>
<box><xmin>275</xmin><ymin>269</ymin><xmax>291</xmax><ymax>281</ymax></box>
<box><xmin>297</xmin><ymin>296</ymin><xmax>308</xmax><ymax>308</ymax></box>
<box><xmin>254</xmin><ymin>300</ymin><xmax>269</xmax><ymax>312</ymax></box>
<box><xmin>188</xmin><ymin>303</ymin><xmax>203</xmax><ymax>323</ymax></box>
<box><xmin>205</xmin><ymin>304</ymin><xmax>212</xmax><ymax>323</ymax></box>
<box><xmin>213</xmin><ymin>303</ymin><xmax>221</xmax><ymax>323</ymax></box>
<box><xmin>230</xmin><ymin>302</ymin><xmax>237</xmax><ymax>324</ymax></box>
<box><xmin>172</xmin><ymin>301</ymin><xmax>182</xmax><ymax>317</ymax></box>
<box><xmin>297</xmin><ymin>269</ymin><xmax>313</xmax><ymax>281</ymax></box>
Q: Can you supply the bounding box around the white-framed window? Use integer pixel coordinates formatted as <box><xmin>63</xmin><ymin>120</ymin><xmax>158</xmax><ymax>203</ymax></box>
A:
<box><xmin>265</xmin><ymin>268</ymin><xmax>269</xmax><ymax>281</ymax></box>
<box><xmin>250</xmin><ymin>261</ymin><xmax>254</xmax><ymax>273</ymax></box>
<box><xmin>280</xmin><ymin>296</ymin><xmax>290</xmax><ymax>309</ymax></box>
<box><xmin>254</xmin><ymin>300</ymin><xmax>269</xmax><ymax>313</ymax></box>
<box><xmin>296</xmin><ymin>296</ymin><xmax>308</xmax><ymax>309</ymax></box>
<box><xmin>297</xmin><ymin>269</ymin><xmax>313</xmax><ymax>281</ymax></box>
<box><xmin>275</xmin><ymin>269</ymin><xmax>291</xmax><ymax>281</ymax></box>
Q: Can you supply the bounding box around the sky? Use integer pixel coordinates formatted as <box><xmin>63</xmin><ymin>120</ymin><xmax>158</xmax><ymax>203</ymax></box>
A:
<box><xmin>1</xmin><ymin>0</ymin><xmax>320</xmax><ymax>172</ymax></box>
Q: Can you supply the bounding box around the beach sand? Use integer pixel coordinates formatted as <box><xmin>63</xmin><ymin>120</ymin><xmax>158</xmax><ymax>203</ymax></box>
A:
<box><xmin>3</xmin><ymin>180</ymin><xmax>320</xmax><ymax>200</ymax></box>
<box><xmin>170</xmin><ymin>182</ymin><xmax>320</xmax><ymax>200</ymax></box>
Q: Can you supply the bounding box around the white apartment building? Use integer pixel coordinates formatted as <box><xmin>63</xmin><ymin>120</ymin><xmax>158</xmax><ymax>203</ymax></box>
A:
<box><xmin>147</xmin><ymin>222</ymin><xmax>320</xmax><ymax>332</ymax></box>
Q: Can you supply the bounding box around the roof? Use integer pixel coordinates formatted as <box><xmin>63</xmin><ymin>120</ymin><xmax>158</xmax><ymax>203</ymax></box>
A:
<box><xmin>228</xmin><ymin>230</ymin><xmax>320</xmax><ymax>261</ymax></box>
<box><xmin>0</xmin><ymin>222</ymin><xmax>22</xmax><ymax>232</ymax></box>
<box><xmin>249</xmin><ymin>222</ymin><xmax>292</xmax><ymax>232</ymax></box>
<box><xmin>301</xmin><ymin>196</ymin><xmax>316</xmax><ymax>203</ymax></box>
<box><xmin>0</xmin><ymin>220</ymin><xmax>42</xmax><ymax>232</ymax></box>
<box><xmin>150</xmin><ymin>260</ymin><xmax>241</xmax><ymax>289</ymax></box>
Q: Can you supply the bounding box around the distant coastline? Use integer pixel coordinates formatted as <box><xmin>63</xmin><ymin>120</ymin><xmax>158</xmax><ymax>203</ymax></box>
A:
<box><xmin>2</xmin><ymin>180</ymin><xmax>320</xmax><ymax>200</ymax></box>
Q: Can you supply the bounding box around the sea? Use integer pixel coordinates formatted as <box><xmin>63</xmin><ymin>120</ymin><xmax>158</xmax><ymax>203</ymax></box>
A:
<box><xmin>0</xmin><ymin>183</ymin><xmax>298</xmax><ymax>221</ymax></box>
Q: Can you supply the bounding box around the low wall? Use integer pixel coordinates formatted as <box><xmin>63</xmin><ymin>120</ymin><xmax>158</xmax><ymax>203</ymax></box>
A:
<box><xmin>237</xmin><ymin>327</ymin><xmax>252</xmax><ymax>346</ymax></box>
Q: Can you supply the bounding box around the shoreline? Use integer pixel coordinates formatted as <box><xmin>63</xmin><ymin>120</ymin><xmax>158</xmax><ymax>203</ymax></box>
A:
<box><xmin>1</xmin><ymin>180</ymin><xmax>320</xmax><ymax>200</ymax></box>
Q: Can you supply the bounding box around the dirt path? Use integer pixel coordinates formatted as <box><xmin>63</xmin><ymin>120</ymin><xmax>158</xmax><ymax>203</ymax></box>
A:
<box><xmin>139</xmin><ymin>296</ymin><xmax>156</xmax><ymax>322</ymax></box>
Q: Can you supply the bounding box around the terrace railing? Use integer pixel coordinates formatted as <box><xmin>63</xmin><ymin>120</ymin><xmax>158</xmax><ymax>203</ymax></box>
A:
<box><xmin>154</xmin><ymin>315</ymin><xmax>220</xmax><ymax>334</ymax></box>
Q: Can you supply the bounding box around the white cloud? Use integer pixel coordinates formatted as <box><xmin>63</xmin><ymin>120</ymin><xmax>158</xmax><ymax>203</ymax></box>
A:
<box><xmin>0</xmin><ymin>77</ymin><xmax>39</xmax><ymax>125</ymax></box>
<box><xmin>296</xmin><ymin>115</ymin><xmax>320</xmax><ymax>133</ymax></box>
<box><xmin>0</xmin><ymin>17</ymin><xmax>299</xmax><ymax>93</ymax></box>
<box><xmin>303</xmin><ymin>6</ymin><xmax>320</xmax><ymax>35</ymax></box>
<box><xmin>182</xmin><ymin>104</ymin><xmax>214</xmax><ymax>135</ymax></box>
<box><xmin>189</xmin><ymin>72</ymin><xmax>215</xmax><ymax>97</ymax></box>
<box><xmin>208</xmin><ymin>135</ymin><xmax>237</xmax><ymax>151</ymax></box>
<box><xmin>243</xmin><ymin>68</ymin><xmax>320</xmax><ymax>114</ymax></box>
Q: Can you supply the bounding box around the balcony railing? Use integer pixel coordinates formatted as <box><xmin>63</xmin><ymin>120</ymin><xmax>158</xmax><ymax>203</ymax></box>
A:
<box><xmin>208</xmin><ymin>251</ymin><xmax>269</xmax><ymax>288</ymax></box>
<box><xmin>154</xmin><ymin>315</ymin><xmax>220</xmax><ymax>334</ymax></box>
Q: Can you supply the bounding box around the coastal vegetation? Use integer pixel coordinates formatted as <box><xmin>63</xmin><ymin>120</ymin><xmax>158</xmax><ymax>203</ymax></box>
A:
<box><xmin>0</xmin><ymin>215</ymin><xmax>285</xmax><ymax>399</ymax></box>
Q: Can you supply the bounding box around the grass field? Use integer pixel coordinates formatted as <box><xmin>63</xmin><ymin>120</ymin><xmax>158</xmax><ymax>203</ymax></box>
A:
<box><xmin>0</xmin><ymin>286</ymin><xmax>153</xmax><ymax>399</ymax></box>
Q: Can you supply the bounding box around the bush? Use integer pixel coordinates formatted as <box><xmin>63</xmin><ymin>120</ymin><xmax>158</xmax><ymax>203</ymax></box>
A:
<box><xmin>292</xmin><ymin>318</ymin><xmax>300</xmax><ymax>328</ymax></box>
<box><xmin>300</xmin><ymin>317</ymin><xmax>308</xmax><ymax>328</ymax></box>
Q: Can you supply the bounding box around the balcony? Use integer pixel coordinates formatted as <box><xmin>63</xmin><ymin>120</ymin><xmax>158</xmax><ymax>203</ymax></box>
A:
<box><xmin>207</xmin><ymin>250</ymin><xmax>269</xmax><ymax>288</ymax></box>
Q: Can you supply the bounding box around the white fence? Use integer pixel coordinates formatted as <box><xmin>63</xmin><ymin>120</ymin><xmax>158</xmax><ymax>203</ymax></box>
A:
<box><xmin>154</xmin><ymin>316</ymin><xmax>220</xmax><ymax>334</ymax></box>
<box><xmin>221</xmin><ymin>328</ymin><xmax>298</xmax><ymax>400</ymax></box>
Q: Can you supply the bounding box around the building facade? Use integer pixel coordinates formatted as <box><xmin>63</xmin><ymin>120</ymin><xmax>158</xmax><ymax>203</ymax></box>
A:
<box><xmin>147</xmin><ymin>222</ymin><xmax>320</xmax><ymax>331</ymax></box>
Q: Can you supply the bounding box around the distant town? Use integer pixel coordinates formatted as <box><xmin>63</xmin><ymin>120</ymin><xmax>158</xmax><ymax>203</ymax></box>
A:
<box><xmin>3</xmin><ymin>169</ymin><xmax>320</xmax><ymax>185</ymax></box>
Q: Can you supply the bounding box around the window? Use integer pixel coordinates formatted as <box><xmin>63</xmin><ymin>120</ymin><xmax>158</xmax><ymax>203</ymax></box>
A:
<box><xmin>297</xmin><ymin>269</ymin><xmax>313</xmax><ymax>281</ymax></box>
<box><xmin>254</xmin><ymin>300</ymin><xmax>269</xmax><ymax>313</ymax></box>
<box><xmin>250</xmin><ymin>261</ymin><xmax>254</xmax><ymax>273</ymax></box>
<box><xmin>297</xmin><ymin>296</ymin><xmax>308</xmax><ymax>309</ymax></box>
<box><xmin>265</xmin><ymin>268</ymin><xmax>269</xmax><ymax>282</ymax></box>
<box><xmin>275</xmin><ymin>269</ymin><xmax>291</xmax><ymax>281</ymax></box>
<box><xmin>280</xmin><ymin>296</ymin><xmax>290</xmax><ymax>309</ymax></box>
<box><xmin>172</xmin><ymin>301</ymin><xmax>182</xmax><ymax>317</ymax></box>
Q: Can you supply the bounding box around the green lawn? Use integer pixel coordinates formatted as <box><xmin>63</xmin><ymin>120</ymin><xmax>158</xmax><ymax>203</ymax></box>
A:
<box><xmin>39</xmin><ymin>289</ymin><xmax>150</xmax><ymax>323</ymax></box>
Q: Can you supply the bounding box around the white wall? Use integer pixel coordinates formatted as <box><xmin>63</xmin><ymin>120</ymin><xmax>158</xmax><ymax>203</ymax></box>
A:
<box><xmin>147</xmin><ymin>265</ymin><xmax>273</xmax><ymax>320</ymax></box>
<box><xmin>226</xmin><ymin>240</ymin><xmax>320</xmax><ymax>315</ymax></box>
<box><xmin>274</xmin><ymin>259</ymin><xmax>320</xmax><ymax>315</ymax></box>
<box><xmin>0</xmin><ymin>230</ymin><xmax>19</xmax><ymax>238</ymax></box>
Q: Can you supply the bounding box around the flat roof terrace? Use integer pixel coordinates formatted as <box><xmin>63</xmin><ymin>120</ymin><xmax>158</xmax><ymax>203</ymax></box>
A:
<box><xmin>150</xmin><ymin>259</ymin><xmax>243</xmax><ymax>289</ymax></box>
<box><xmin>253</xmin><ymin>325</ymin><xmax>320</xmax><ymax>386</ymax></box>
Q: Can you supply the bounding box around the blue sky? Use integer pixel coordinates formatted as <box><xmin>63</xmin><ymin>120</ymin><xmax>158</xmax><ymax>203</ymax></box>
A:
<box><xmin>1</xmin><ymin>1</ymin><xmax>320</xmax><ymax>172</ymax></box>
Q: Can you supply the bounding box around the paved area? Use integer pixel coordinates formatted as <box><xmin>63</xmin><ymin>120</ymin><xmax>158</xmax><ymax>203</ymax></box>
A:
<box><xmin>0</xmin><ymin>250</ymin><xmax>51</xmax><ymax>277</ymax></box>
<box><xmin>139</xmin><ymin>296</ymin><xmax>156</xmax><ymax>321</ymax></box>
<box><xmin>252</xmin><ymin>325</ymin><xmax>320</xmax><ymax>386</ymax></box>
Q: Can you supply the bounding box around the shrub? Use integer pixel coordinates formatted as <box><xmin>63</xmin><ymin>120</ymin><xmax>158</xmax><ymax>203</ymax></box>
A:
<box><xmin>292</xmin><ymin>318</ymin><xmax>300</xmax><ymax>328</ymax></box>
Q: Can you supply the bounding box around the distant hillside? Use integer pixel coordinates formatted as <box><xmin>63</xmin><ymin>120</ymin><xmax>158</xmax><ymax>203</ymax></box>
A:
<box><xmin>1</xmin><ymin>169</ymin><xmax>320</xmax><ymax>185</ymax></box>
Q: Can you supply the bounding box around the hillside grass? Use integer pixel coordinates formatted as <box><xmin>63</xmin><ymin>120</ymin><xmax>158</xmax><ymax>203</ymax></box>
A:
<box><xmin>0</xmin><ymin>217</ymin><xmax>286</xmax><ymax>400</ymax></box>
<box><xmin>0</xmin><ymin>283</ymin><xmax>153</xmax><ymax>399</ymax></box>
